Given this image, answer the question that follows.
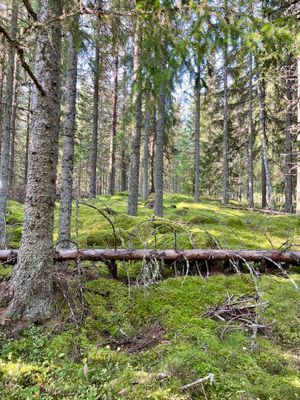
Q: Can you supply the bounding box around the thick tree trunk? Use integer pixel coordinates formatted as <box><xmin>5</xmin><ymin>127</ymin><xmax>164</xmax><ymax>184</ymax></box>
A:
<box><xmin>284</xmin><ymin>61</ymin><xmax>293</xmax><ymax>213</ymax></box>
<box><xmin>154</xmin><ymin>84</ymin><xmax>166</xmax><ymax>217</ymax></box>
<box><xmin>1</xmin><ymin>249</ymin><xmax>299</xmax><ymax>264</ymax></box>
<box><xmin>89</xmin><ymin>37</ymin><xmax>100</xmax><ymax>199</ymax></box>
<box><xmin>142</xmin><ymin>101</ymin><xmax>151</xmax><ymax>201</ymax></box>
<box><xmin>296</xmin><ymin>57</ymin><xmax>300</xmax><ymax>215</ymax></box>
<box><xmin>222</xmin><ymin>44</ymin><xmax>229</xmax><ymax>205</ymax></box>
<box><xmin>108</xmin><ymin>51</ymin><xmax>119</xmax><ymax>195</ymax></box>
<box><xmin>194</xmin><ymin>65</ymin><xmax>201</xmax><ymax>203</ymax></box>
<box><xmin>259</xmin><ymin>78</ymin><xmax>275</xmax><ymax>210</ymax></box>
<box><xmin>6</xmin><ymin>0</ymin><xmax>62</xmax><ymax>322</ymax></box>
<box><xmin>247</xmin><ymin>53</ymin><xmax>254</xmax><ymax>208</ymax></box>
<box><xmin>0</xmin><ymin>0</ymin><xmax>18</xmax><ymax>248</ymax></box>
<box><xmin>127</xmin><ymin>22</ymin><xmax>142</xmax><ymax>215</ymax></box>
<box><xmin>58</xmin><ymin>18</ymin><xmax>78</xmax><ymax>247</ymax></box>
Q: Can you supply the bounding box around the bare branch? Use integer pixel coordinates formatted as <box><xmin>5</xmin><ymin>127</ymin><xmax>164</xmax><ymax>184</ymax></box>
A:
<box><xmin>22</xmin><ymin>0</ymin><xmax>38</xmax><ymax>21</ymax></box>
<box><xmin>0</xmin><ymin>24</ymin><xmax>45</xmax><ymax>96</ymax></box>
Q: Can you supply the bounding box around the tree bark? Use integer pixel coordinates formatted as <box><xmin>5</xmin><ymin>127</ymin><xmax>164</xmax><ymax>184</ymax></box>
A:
<box><xmin>194</xmin><ymin>64</ymin><xmax>201</xmax><ymax>203</ymax></box>
<box><xmin>247</xmin><ymin>53</ymin><xmax>254</xmax><ymax>208</ymax></box>
<box><xmin>1</xmin><ymin>249</ymin><xmax>299</xmax><ymax>265</ymax></box>
<box><xmin>0</xmin><ymin>0</ymin><xmax>18</xmax><ymax>248</ymax></box>
<box><xmin>296</xmin><ymin>56</ymin><xmax>300</xmax><ymax>215</ymax></box>
<box><xmin>154</xmin><ymin>83</ymin><xmax>166</xmax><ymax>217</ymax></box>
<box><xmin>149</xmin><ymin>109</ymin><xmax>156</xmax><ymax>195</ymax></box>
<box><xmin>9</xmin><ymin>61</ymin><xmax>18</xmax><ymax>189</ymax></box>
<box><xmin>142</xmin><ymin>100</ymin><xmax>151</xmax><ymax>201</ymax></box>
<box><xmin>120</xmin><ymin>70</ymin><xmax>128</xmax><ymax>192</ymax></box>
<box><xmin>58</xmin><ymin>17</ymin><xmax>78</xmax><ymax>247</ymax></box>
<box><xmin>24</xmin><ymin>84</ymin><xmax>31</xmax><ymax>184</ymax></box>
<box><xmin>89</xmin><ymin>34</ymin><xmax>100</xmax><ymax>199</ymax></box>
<box><xmin>127</xmin><ymin>21</ymin><xmax>142</xmax><ymax>215</ymax></box>
<box><xmin>222</xmin><ymin>43</ymin><xmax>229</xmax><ymax>205</ymax></box>
<box><xmin>284</xmin><ymin>60</ymin><xmax>293</xmax><ymax>213</ymax></box>
<box><xmin>6</xmin><ymin>0</ymin><xmax>62</xmax><ymax>322</ymax></box>
<box><xmin>108</xmin><ymin>50</ymin><xmax>119</xmax><ymax>195</ymax></box>
<box><xmin>259</xmin><ymin>78</ymin><xmax>275</xmax><ymax>210</ymax></box>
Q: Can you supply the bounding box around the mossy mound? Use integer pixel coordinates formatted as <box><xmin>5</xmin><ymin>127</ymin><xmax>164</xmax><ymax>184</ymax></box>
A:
<box><xmin>6</xmin><ymin>193</ymin><xmax>300</xmax><ymax>251</ymax></box>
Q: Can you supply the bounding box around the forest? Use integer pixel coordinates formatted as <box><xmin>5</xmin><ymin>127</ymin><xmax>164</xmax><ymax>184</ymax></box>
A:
<box><xmin>0</xmin><ymin>0</ymin><xmax>300</xmax><ymax>399</ymax></box>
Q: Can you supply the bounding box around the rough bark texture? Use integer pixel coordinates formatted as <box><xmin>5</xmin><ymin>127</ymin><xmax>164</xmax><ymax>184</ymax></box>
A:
<box><xmin>9</xmin><ymin>62</ymin><xmax>18</xmax><ymax>189</ymax></box>
<box><xmin>108</xmin><ymin>51</ymin><xmax>119</xmax><ymax>195</ymax></box>
<box><xmin>154</xmin><ymin>84</ymin><xmax>166</xmax><ymax>217</ymax></box>
<box><xmin>261</xmin><ymin>159</ymin><xmax>267</xmax><ymax>209</ymax></box>
<box><xmin>296</xmin><ymin>57</ymin><xmax>300</xmax><ymax>215</ymax></box>
<box><xmin>89</xmin><ymin>37</ymin><xmax>100</xmax><ymax>199</ymax></box>
<box><xmin>24</xmin><ymin>85</ymin><xmax>31</xmax><ymax>184</ymax></box>
<box><xmin>284</xmin><ymin>61</ymin><xmax>293</xmax><ymax>213</ymax></box>
<box><xmin>6</xmin><ymin>0</ymin><xmax>62</xmax><ymax>322</ymax></box>
<box><xmin>0</xmin><ymin>0</ymin><xmax>18</xmax><ymax>248</ymax></box>
<box><xmin>247</xmin><ymin>53</ymin><xmax>254</xmax><ymax>208</ymax></box>
<box><xmin>222</xmin><ymin>44</ymin><xmax>229</xmax><ymax>205</ymax></box>
<box><xmin>142</xmin><ymin>101</ymin><xmax>151</xmax><ymax>201</ymax></box>
<box><xmin>58</xmin><ymin>19</ymin><xmax>78</xmax><ymax>246</ymax></box>
<box><xmin>1</xmin><ymin>249</ymin><xmax>299</xmax><ymax>265</ymax></box>
<box><xmin>120</xmin><ymin>70</ymin><xmax>128</xmax><ymax>192</ymax></box>
<box><xmin>194</xmin><ymin>65</ymin><xmax>201</xmax><ymax>203</ymax></box>
<box><xmin>127</xmin><ymin>22</ymin><xmax>142</xmax><ymax>215</ymax></box>
<box><xmin>259</xmin><ymin>79</ymin><xmax>275</xmax><ymax>210</ymax></box>
<box><xmin>149</xmin><ymin>109</ymin><xmax>156</xmax><ymax>195</ymax></box>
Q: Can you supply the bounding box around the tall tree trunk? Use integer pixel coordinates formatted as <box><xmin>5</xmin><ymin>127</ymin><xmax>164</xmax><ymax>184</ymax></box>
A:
<box><xmin>259</xmin><ymin>78</ymin><xmax>275</xmax><ymax>210</ymax></box>
<box><xmin>222</xmin><ymin>44</ymin><xmax>229</xmax><ymax>205</ymax></box>
<box><xmin>7</xmin><ymin>0</ymin><xmax>62</xmax><ymax>322</ymax></box>
<box><xmin>261</xmin><ymin>161</ymin><xmax>267</xmax><ymax>209</ymax></box>
<box><xmin>58</xmin><ymin>18</ymin><xmax>78</xmax><ymax>247</ymax></box>
<box><xmin>89</xmin><ymin>35</ymin><xmax>100</xmax><ymax>199</ymax></box>
<box><xmin>247</xmin><ymin>53</ymin><xmax>254</xmax><ymax>208</ymax></box>
<box><xmin>127</xmin><ymin>21</ymin><xmax>142</xmax><ymax>215</ymax></box>
<box><xmin>9</xmin><ymin>62</ymin><xmax>18</xmax><ymax>189</ymax></box>
<box><xmin>24</xmin><ymin>84</ymin><xmax>31</xmax><ymax>184</ymax></box>
<box><xmin>194</xmin><ymin>64</ymin><xmax>201</xmax><ymax>203</ymax></box>
<box><xmin>154</xmin><ymin>84</ymin><xmax>166</xmax><ymax>217</ymax></box>
<box><xmin>108</xmin><ymin>50</ymin><xmax>119</xmax><ymax>195</ymax></box>
<box><xmin>149</xmin><ymin>108</ymin><xmax>156</xmax><ymax>195</ymax></box>
<box><xmin>142</xmin><ymin>100</ymin><xmax>151</xmax><ymax>201</ymax></box>
<box><xmin>120</xmin><ymin>70</ymin><xmax>128</xmax><ymax>192</ymax></box>
<box><xmin>296</xmin><ymin>57</ymin><xmax>300</xmax><ymax>215</ymax></box>
<box><xmin>0</xmin><ymin>37</ymin><xmax>5</xmax><ymax>153</ymax></box>
<box><xmin>284</xmin><ymin>60</ymin><xmax>293</xmax><ymax>213</ymax></box>
<box><xmin>0</xmin><ymin>0</ymin><xmax>18</xmax><ymax>248</ymax></box>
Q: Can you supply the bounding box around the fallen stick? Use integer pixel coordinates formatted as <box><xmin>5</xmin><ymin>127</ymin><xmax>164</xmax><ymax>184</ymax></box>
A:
<box><xmin>0</xmin><ymin>249</ymin><xmax>299</xmax><ymax>264</ymax></box>
<box><xmin>180</xmin><ymin>373</ymin><xmax>215</xmax><ymax>390</ymax></box>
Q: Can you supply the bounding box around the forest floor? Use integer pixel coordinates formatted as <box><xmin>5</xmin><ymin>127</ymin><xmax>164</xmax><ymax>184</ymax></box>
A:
<box><xmin>0</xmin><ymin>194</ymin><xmax>300</xmax><ymax>399</ymax></box>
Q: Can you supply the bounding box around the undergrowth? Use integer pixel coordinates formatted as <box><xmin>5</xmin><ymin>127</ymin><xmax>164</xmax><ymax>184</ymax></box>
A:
<box><xmin>0</xmin><ymin>194</ymin><xmax>299</xmax><ymax>399</ymax></box>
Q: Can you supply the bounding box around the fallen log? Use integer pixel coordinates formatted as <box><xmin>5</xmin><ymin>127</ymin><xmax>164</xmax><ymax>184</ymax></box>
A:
<box><xmin>0</xmin><ymin>249</ymin><xmax>299</xmax><ymax>264</ymax></box>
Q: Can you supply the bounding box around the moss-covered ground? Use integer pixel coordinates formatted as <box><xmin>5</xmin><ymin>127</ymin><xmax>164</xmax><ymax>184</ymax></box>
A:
<box><xmin>5</xmin><ymin>193</ymin><xmax>300</xmax><ymax>251</ymax></box>
<box><xmin>0</xmin><ymin>194</ymin><xmax>299</xmax><ymax>399</ymax></box>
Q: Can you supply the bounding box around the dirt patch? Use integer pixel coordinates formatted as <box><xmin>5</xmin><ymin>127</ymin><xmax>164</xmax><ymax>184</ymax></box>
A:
<box><xmin>110</xmin><ymin>321</ymin><xmax>164</xmax><ymax>353</ymax></box>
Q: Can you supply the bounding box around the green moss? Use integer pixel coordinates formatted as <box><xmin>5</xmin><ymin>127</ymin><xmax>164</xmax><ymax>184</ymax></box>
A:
<box><xmin>1</xmin><ymin>275</ymin><xmax>300</xmax><ymax>399</ymax></box>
